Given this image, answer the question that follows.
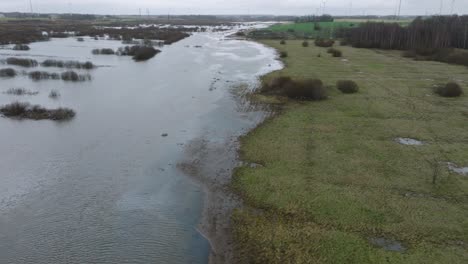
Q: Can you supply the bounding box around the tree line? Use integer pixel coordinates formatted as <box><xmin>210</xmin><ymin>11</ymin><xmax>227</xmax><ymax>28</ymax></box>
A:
<box><xmin>341</xmin><ymin>15</ymin><xmax>468</xmax><ymax>51</ymax></box>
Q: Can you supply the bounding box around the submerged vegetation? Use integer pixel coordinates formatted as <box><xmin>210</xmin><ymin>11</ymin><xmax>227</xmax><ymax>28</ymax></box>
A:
<box><xmin>61</xmin><ymin>71</ymin><xmax>91</xmax><ymax>82</ymax></box>
<box><xmin>92</xmin><ymin>48</ymin><xmax>115</xmax><ymax>55</ymax></box>
<box><xmin>4</xmin><ymin>88</ymin><xmax>39</xmax><ymax>96</ymax></box>
<box><xmin>28</xmin><ymin>71</ymin><xmax>60</xmax><ymax>81</ymax></box>
<box><xmin>6</xmin><ymin>57</ymin><xmax>38</xmax><ymax>67</ymax></box>
<box><xmin>0</xmin><ymin>102</ymin><xmax>75</xmax><ymax>121</ymax></box>
<box><xmin>49</xmin><ymin>90</ymin><xmax>60</xmax><ymax>99</ymax></box>
<box><xmin>0</xmin><ymin>68</ymin><xmax>17</xmax><ymax>77</ymax></box>
<box><xmin>41</xmin><ymin>60</ymin><xmax>95</xmax><ymax>70</ymax></box>
<box><xmin>12</xmin><ymin>44</ymin><xmax>30</xmax><ymax>51</ymax></box>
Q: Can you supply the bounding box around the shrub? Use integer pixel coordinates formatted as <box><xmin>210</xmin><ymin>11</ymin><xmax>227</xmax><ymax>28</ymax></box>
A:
<box><xmin>0</xmin><ymin>68</ymin><xmax>17</xmax><ymax>77</ymax></box>
<box><xmin>315</xmin><ymin>39</ymin><xmax>335</xmax><ymax>47</ymax></box>
<box><xmin>279</xmin><ymin>51</ymin><xmax>288</xmax><ymax>58</ymax></box>
<box><xmin>41</xmin><ymin>60</ymin><xmax>95</xmax><ymax>70</ymax></box>
<box><xmin>118</xmin><ymin>45</ymin><xmax>161</xmax><ymax>61</ymax></box>
<box><xmin>261</xmin><ymin>76</ymin><xmax>293</xmax><ymax>93</ymax></box>
<box><xmin>0</xmin><ymin>102</ymin><xmax>75</xmax><ymax>121</ymax></box>
<box><xmin>92</xmin><ymin>48</ymin><xmax>115</xmax><ymax>55</ymax></box>
<box><xmin>4</xmin><ymin>88</ymin><xmax>38</xmax><ymax>96</ymax></box>
<box><xmin>327</xmin><ymin>48</ymin><xmax>343</xmax><ymax>57</ymax></box>
<box><xmin>337</xmin><ymin>80</ymin><xmax>359</xmax><ymax>94</ymax></box>
<box><xmin>435</xmin><ymin>82</ymin><xmax>463</xmax><ymax>97</ymax></box>
<box><xmin>314</xmin><ymin>23</ymin><xmax>321</xmax><ymax>31</ymax></box>
<box><xmin>262</xmin><ymin>76</ymin><xmax>327</xmax><ymax>101</ymax></box>
<box><xmin>49</xmin><ymin>90</ymin><xmax>60</xmax><ymax>99</ymax></box>
<box><xmin>280</xmin><ymin>40</ymin><xmax>286</xmax><ymax>45</ymax></box>
<box><xmin>28</xmin><ymin>71</ymin><xmax>60</xmax><ymax>81</ymax></box>
<box><xmin>6</xmin><ymin>57</ymin><xmax>38</xmax><ymax>67</ymax></box>
<box><xmin>77</xmin><ymin>37</ymin><xmax>84</xmax><ymax>42</ymax></box>
<box><xmin>285</xmin><ymin>79</ymin><xmax>327</xmax><ymax>100</ymax></box>
<box><xmin>340</xmin><ymin>40</ymin><xmax>349</xmax><ymax>46</ymax></box>
<box><xmin>302</xmin><ymin>41</ymin><xmax>309</xmax><ymax>47</ymax></box>
<box><xmin>13</xmin><ymin>44</ymin><xmax>30</xmax><ymax>51</ymax></box>
<box><xmin>132</xmin><ymin>46</ymin><xmax>160</xmax><ymax>61</ymax></box>
<box><xmin>61</xmin><ymin>71</ymin><xmax>91</xmax><ymax>82</ymax></box>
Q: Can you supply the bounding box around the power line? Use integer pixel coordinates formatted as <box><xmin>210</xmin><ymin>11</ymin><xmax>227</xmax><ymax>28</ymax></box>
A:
<box><xmin>397</xmin><ymin>0</ymin><xmax>402</xmax><ymax>18</ymax></box>
<box><xmin>451</xmin><ymin>0</ymin><xmax>456</xmax><ymax>14</ymax></box>
<box><xmin>29</xmin><ymin>0</ymin><xmax>33</xmax><ymax>13</ymax></box>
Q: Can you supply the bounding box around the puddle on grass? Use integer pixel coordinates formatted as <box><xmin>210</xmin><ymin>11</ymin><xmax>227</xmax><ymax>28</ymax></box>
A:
<box><xmin>369</xmin><ymin>237</ymin><xmax>406</xmax><ymax>253</ymax></box>
<box><xmin>447</xmin><ymin>162</ymin><xmax>468</xmax><ymax>176</ymax></box>
<box><xmin>395</xmin><ymin>137</ymin><xmax>424</xmax><ymax>146</ymax></box>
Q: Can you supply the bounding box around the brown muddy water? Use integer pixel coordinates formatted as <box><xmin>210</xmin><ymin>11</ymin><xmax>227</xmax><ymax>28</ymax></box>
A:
<box><xmin>0</xmin><ymin>29</ymin><xmax>281</xmax><ymax>263</ymax></box>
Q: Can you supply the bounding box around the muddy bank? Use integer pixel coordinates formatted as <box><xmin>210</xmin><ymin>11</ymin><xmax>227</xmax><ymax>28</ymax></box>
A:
<box><xmin>177</xmin><ymin>44</ymin><xmax>282</xmax><ymax>263</ymax></box>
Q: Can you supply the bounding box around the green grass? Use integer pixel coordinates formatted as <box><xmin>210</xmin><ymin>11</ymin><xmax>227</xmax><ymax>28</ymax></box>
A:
<box><xmin>268</xmin><ymin>20</ymin><xmax>411</xmax><ymax>39</ymax></box>
<box><xmin>232</xmin><ymin>40</ymin><xmax>468</xmax><ymax>264</ymax></box>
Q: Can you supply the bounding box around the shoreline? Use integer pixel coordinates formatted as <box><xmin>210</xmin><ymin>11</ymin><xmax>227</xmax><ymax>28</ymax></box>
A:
<box><xmin>177</xmin><ymin>38</ymin><xmax>283</xmax><ymax>264</ymax></box>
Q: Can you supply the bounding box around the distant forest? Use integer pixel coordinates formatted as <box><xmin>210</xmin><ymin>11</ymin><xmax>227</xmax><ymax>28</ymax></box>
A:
<box><xmin>342</xmin><ymin>15</ymin><xmax>468</xmax><ymax>50</ymax></box>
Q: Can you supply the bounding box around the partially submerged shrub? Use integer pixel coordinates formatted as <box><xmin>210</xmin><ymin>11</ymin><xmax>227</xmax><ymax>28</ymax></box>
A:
<box><xmin>435</xmin><ymin>82</ymin><xmax>463</xmax><ymax>97</ymax></box>
<box><xmin>280</xmin><ymin>40</ymin><xmax>286</xmax><ymax>45</ymax></box>
<box><xmin>337</xmin><ymin>80</ymin><xmax>359</xmax><ymax>94</ymax></box>
<box><xmin>302</xmin><ymin>41</ymin><xmax>309</xmax><ymax>47</ymax></box>
<box><xmin>133</xmin><ymin>46</ymin><xmax>160</xmax><ymax>61</ymax></box>
<box><xmin>13</xmin><ymin>44</ymin><xmax>30</xmax><ymax>51</ymax></box>
<box><xmin>49</xmin><ymin>90</ymin><xmax>60</xmax><ymax>99</ymax></box>
<box><xmin>0</xmin><ymin>102</ymin><xmax>75</xmax><ymax>121</ymax></box>
<box><xmin>262</xmin><ymin>76</ymin><xmax>327</xmax><ymax>101</ymax></box>
<box><xmin>28</xmin><ymin>71</ymin><xmax>60</xmax><ymax>81</ymax></box>
<box><xmin>0</xmin><ymin>68</ymin><xmax>17</xmax><ymax>77</ymax></box>
<box><xmin>315</xmin><ymin>39</ymin><xmax>335</xmax><ymax>47</ymax></box>
<box><xmin>41</xmin><ymin>60</ymin><xmax>94</xmax><ymax>70</ymax></box>
<box><xmin>61</xmin><ymin>71</ymin><xmax>91</xmax><ymax>82</ymax></box>
<box><xmin>118</xmin><ymin>45</ymin><xmax>161</xmax><ymax>61</ymax></box>
<box><xmin>327</xmin><ymin>48</ymin><xmax>343</xmax><ymax>57</ymax></box>
<box><xmin>6</xmin><ymin>57</ymin><xmax>38</xmax><ymax>67</ymax></box>
<box><xmin>279</xmin><ymin>51</ymin><xmax>288</xmax><ymax>58</ymax></box>
<box><xmin>77</xmin><ymin>37</ymin><xmax>84</xmax><ymax>42</ymax></box>
<box><xmin>4</xmin><ymin>88</ymin><xmax>38</xmax><ymax>96</ymax></box>
<box><xmin>92</xmin><ymin>48</ymin><xmax>115</xmax><ymax>55</ymax></box>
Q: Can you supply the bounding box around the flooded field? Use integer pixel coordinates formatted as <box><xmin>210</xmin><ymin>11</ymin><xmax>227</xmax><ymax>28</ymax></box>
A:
<box><xmin>0</xmin><ymin>29</ymin><xmax>281</xmax><ymax>263</ymax></box>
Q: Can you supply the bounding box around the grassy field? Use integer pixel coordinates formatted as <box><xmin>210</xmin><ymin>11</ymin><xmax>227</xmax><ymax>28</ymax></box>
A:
<box><xmin>268</xmin><ymin>20</ymin><xmax>410</xmax><ymax>39</ymax></box>
<box><xmin>232</xmin><ymin>40</ymin><xmax>468</xmax><ymax>263</ymax></box>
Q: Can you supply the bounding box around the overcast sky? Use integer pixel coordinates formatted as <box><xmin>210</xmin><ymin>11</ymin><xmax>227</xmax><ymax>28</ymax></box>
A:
<box><xmin>1</xmin><ymin>0</ymin><xmax>466</xmax><ymax>16</ymax></box>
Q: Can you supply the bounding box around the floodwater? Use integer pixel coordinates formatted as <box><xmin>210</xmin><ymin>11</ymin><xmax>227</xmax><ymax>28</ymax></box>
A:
<box><xmin>0</xmin><ymin>30</ymin><xmax>281</xmax><ymax>263</ymax></box>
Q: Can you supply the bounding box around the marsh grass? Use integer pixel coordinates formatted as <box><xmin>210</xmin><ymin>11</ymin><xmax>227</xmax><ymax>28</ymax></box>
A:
<box><xmin>234</xmin><ymin>40</ymin><xmax>468</xmax><ymax>264</ymax></box>
<box><xmin>28</xmin><ymin>71</ymin><xmax>60</xmax><ymax>81</ymax></box>
<box><xmin>0</xmin><ymin>68</ymin><xmax>17</xmax><ymax>77</ymax></box>
<box><xmin>48</xmin><ymin>90</ymin><xmax>60</xmax><ymax>99</ymax></box>
<box><xmin>262</xmin><ymin>76</ymin><xmax>327</xmax><ymax>101</ymax></box>
<box><xmin>61</xmin><ymin>71</ymin><xmax>91</xmax><ymax>82</ymax></box>
<box><xmin>41</xmin><ymin>60</ymin><xmax>94</xmax><ymax>70</ymax></box>
<box><xmin>6</xmin><ymin>57</ymin><xmax>38</xmax><ymax>67</ymax></box>
<box><xmin>4</xmin><ymin>88</ymin><xmax>39</xmax><ymax>96</ymax></box>
<box><xmin>92</xmin><ymin>48</ymin><xmax>115</xmax><ymax>55</ymax></box>
<box><xmin>0</xmin><ymin>102</ymin><xmax>75</xmax><ymax>121</ymax></box>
